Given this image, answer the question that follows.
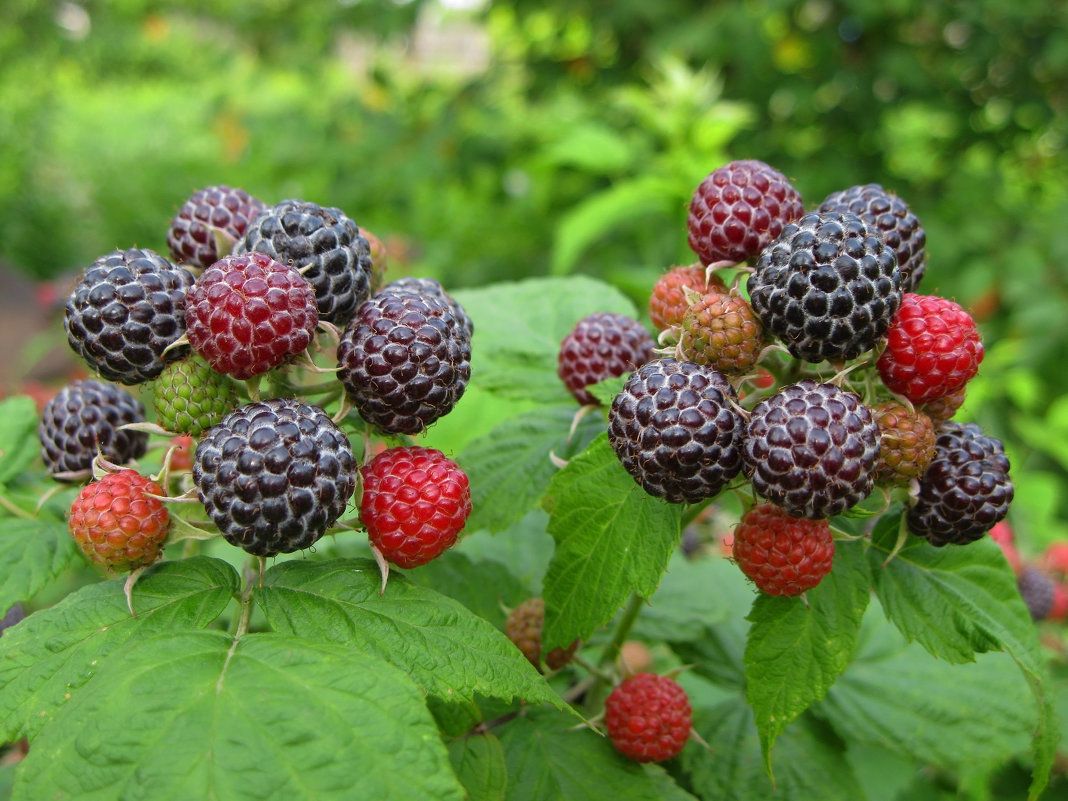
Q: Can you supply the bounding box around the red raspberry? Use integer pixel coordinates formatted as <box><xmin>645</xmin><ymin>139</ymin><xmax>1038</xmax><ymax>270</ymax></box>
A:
<box><xmin>169</xmin><ymin>435</ymin><xmax>194</xmax><ymax>472</ymax></box>
<box><xmin>649</xmin><ymin>265</ymin><xmax>726</xmax><ymax>331</ymax></box>
<box><xmin>557</xmin><ymin>313</ymin><xmax>654</xmax><ymax>405</ymax></box>
<box><xmin>605</xmin><ymin>673</ymin><xmax>692</xmax><ymax>763</ymax></box>
<box><xmin>687</xmin><ymin>160</ymin><xmax>803</xmax><ymax>266</ymax></box>
<box><xmin>361</xmin><ymin>447</ymin><xmax>471</xmax><ymax>568</ymax></box>
<box><xmin>732</xmin><ymin>504</ymin><xmax>834</xmax><ymax>595</ymax></box>
<box><xmin>877</xmin><ymin>294</ymin><xmax>984</xmax><ymax>403</ymax></box>
<box><xmin>185</xmin><ymin>253</ymin><xmax>318</xmax><ymax>380</ymax></box>
<box><xmin>1043</xmin><ymin>542</ymin><xmax>1068</xmax><ymax>578</ymax></box>
<box><xmin>68</xmin><ymin>471</ymin><xmax>170</xmax><ymax>570</ymax></box>
<box><xmin>1051</xmin><ymin>585</ymin><xmax>1068</xmax><ymax>622</ymax></box>
<box><xmin>989</xmin><ymin>521</ymin><xmax>1021</xmax><ymax>573</ymax></box>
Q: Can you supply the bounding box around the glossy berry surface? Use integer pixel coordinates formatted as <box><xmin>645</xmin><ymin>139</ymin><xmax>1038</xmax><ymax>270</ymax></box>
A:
<box><xmin>608</xmin><ymin>358</ymin><xmax>744</xmax><ymax>504</ymax></box>
<box><xmin>167</xmin><ymin>185</ymin><xmax>266</xmax><ymax>269</ymax></box>
<box><xmin>747</xmin><ymin>212</ymin><xmax>903</xmax><ymax>362</ymax></box>
<box><xmin>383</xmin><ymin>277</ymin><xmax>473</xmax><ymax>336</ymax></box>
<box><xmin>732</xmin><ymin>504</ymin><xmax>834</xmax><ymax>595</ymax></box>
<box><xmin>558</xmin><ymin>313</ymin><xmax>654</xmax><ymax>405</ymax></box>
<box><xmin>818</xmin><ymin>183</ymin><xmax>927</xmax><ymax>291</ymax></box>
<box><xmin>39</xmin><ymin>380</ymin><xmax>147</xmax><ymax>477</ymax></box>
<box><xmin>185</xmin><ymin>252</ymin><xmax>318</xmax><ymax>380</ymax></box>
<box><xmin>338</xmin><ymin>291</ymin><xmax>471</xmax><ymax>435</ymax></box>
<box><xmin>64</xmin><ymin>248</ymin><xmax>195</xmax><ymax>384</ymax></box>
<box><xmin>649</xmin><ymin>265</ymin><xmax>726</xmax><ymax>331</ymax></box>
<box><xmin>743</xmin><ymin>381</ymin><xmax>880</xmax><ymax>518</ymax></box>
<box><xmin>687</xmin><ymin>160</ymin><xmax>803</xmax><ymax>265</ymax></box>
<box><xmin>877</xmin><ymin>293</ymin><xmax>983</xmax><ymax>403</ymax></box>
<box><xmin>605</xmin><ymin>674</ymin><xmax>692</xmax><ymax>763</ymax></box>
<box><xmin>504</xmin><ymin>598</ymin><xmax>578</xmax><ymax>671</ymax></box>
<box><xmin>908</xmin><ymin>422</ymin><xmax>1013</xmax><ymax>546</ymax></box>
<box><xmin>193</xmin><ymin>399</ymin><xmax>356</xmax><ymax>556</ymax></box>
<box><xmin>236</xmin><ymin>199</ymin><xmax>373</xmax><ymax>326</ymax></box>
<box><xmin>921</xmin><ymin>385</ymin><xmax>967</xmax><ymax>425</ymax></box>
<box><xmin>68</xmin><ymin>470</ymin><xmax>170</xmax><ymax>570</ymax></box>
<box><xmin>361</xmin><ymin>446</ymin><xmax>471</xmax><ymax>568</ymax></box>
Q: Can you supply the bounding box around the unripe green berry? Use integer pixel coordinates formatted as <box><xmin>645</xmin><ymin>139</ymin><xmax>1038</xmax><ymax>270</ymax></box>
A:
<box><xmin>152</xmin><ymin>356</ymin><xmax>238</xmax><ymax>436</ymax></box>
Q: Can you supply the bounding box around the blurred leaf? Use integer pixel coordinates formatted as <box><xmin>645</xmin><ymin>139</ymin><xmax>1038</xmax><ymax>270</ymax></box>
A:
<box><xmin>405</xmin><ymin>550</ymin><xmax>528</xmax><ymax>628</ymax></box>
<box><xmin>448</xmin><ymin>734</ymin><xmax>508</xmax><ymax>801</ymax></box>
<box><xmin>0</xmin><ymin>396</ymin><xmax>37</xmax><ymax>486</ymax></box>
<box><xmin>542</xmin><ymin>124</ymin><xmax>634</xmax><ymax>173</ymax></box>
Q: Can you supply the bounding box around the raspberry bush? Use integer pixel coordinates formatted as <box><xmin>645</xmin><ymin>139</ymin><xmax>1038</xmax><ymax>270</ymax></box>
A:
<box><xmin>0</xmin><ymin>169</ymin><xmax>1058</xmax><ymax>801</ymax></box>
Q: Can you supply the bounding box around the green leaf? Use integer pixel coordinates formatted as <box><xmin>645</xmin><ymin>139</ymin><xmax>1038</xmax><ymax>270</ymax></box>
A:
<box><xmin>541</xmin><ymin>123</ymin><xmax>634</xmax><ymax>173</ymax></box>
<box><xmin>460</xmin><ymin>510</ymin><xmax>555</xmax><ymax>595</ymax></box>
<box><xmin>256</xmin><ymin>558</ymin><xmax>563</xmax><ymax>710</ymax></box>
<box><xmin>458</xmin><ymin>405</ymin><xmax>603</xmax><ymax>534</ymax></box>
<box><xmin>0</xmin><ymin>397</ymin><xmax>38</xmax><ymax>486</ymax></box>
<box><xmin>643</xmin><ymin>764</ymin><xmax>699</xmax><ymax>800</ymax></box>
<box><xmin>452</xmin><ymin>277</ymin><xmax>637</xmax><ymax>403</ymax></box>
<box><xmin>497</xmin><ymin>709</ymin><xmax>671</xmax><ymax>801</ymax></box>
<box><xmin>0</xmin><ymin>556</ymin><xmax>238</xmax><ymax>740</ymax></box>
<box><xmin>681</xmin><ymin>690</ymin><xmax>866</xmax><ymax>801</ymax></box>
<box><xmin>13</xmin><ymin>631</ymin><xmax>465</xmax><ymax>801</ymax></box>
<box><xmin>744</xmin><ymin>540</ymin><xmax>870</xmax><ymax>770</ymax></box>
<box><xmin>448</xmin><ymin>734</ymin><xmax>508</xmax><ymax>801</ymax></box>
<box><xmin>631</xmin><ymin>552</ymin><xmax>732</xmax><ymax>643</ymax></box>
<box><xmin>551</xmin><ymin>176</ymin><xmax>677</xmax><ymax>275</ymax></box>
<box><xmin>405</xmin><ymin>551</ymin><xmax>528</xmax><ymax>628</ymax></box>
<box><xmin>541</xmin><ymin>435</ymin><xmax>682</xmax><ymax>650</ymax></box>
<box><xmin>585</xmin><ymin>375</ymin><xmax>628</xmax><ymax>407</ymax></box>
<box><xmin>819</xmin><ymin>603</ymin><xmax>1033</xmax><ymax>775</ymax></box>
<box><xmin>0</xmin><ymin>518</ymin><xmax>78</xmax><ymax>613</ymax></box>
<box><xmin>869</xmin><ymin>515</ymin><xmax>1056</xmax><ymax>799</ymax></box>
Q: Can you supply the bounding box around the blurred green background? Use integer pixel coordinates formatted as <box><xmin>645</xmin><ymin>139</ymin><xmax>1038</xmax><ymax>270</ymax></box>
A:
<box><xmin>1</xmin><ymin>0</ymin><xmax>1066</xmax><ymax>544</ymax></box>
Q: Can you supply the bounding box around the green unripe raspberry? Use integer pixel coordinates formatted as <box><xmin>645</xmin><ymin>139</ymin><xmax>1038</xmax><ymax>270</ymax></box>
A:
<box><xmin>152</xmin><ymin>356</ymin><xmax>238</xmax><ymax>436</ymax></box>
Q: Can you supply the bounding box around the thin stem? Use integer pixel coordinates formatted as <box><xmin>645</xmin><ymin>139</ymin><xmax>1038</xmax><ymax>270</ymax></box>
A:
<box><xmin>597</xmin><ymin>594</ymin><xmax>644</xmax><ymax>670</ymax></box>
<box><xmin>0</xmin><ymin>494</ymin><xmax>33</xmax><ymax>520</ymax></box>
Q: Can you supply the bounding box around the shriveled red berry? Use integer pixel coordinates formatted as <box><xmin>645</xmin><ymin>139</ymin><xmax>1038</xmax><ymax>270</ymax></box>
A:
<box><xmin>185</xmin><ymin>253</ymin><xmax>318</xmax><ymax>379</ymax></box>
<box><xmin>732</xmin><ymin>504</ymin><xmax>835</xmax><ymax>596</ymax></box>
<box><xmin>605</xmin><ymin>674</ymin><xmax>692</xmax><ymax>763</ymax></box>
<box><xmin>877</xmin><ymin>294</ymin><xmax>983</xmax><ymax>403</ymax></box>
<box><xmin>649</xmin><ymin>265</ymin><xmax>726</xmax><ymax>331</ymax></box>
<box><xmin>361</xmin><ymin>447</ymin><xmax>471</xmax><ymax>568</ymax></box>
<box><xmin>68</xmin><ymin>470</ymin><xmax>170</xmax><ymax>570</ymax></box>
<box><xmin>557</xmin><ymin>313</ymin><xmax>654</xmax><ymax>405</ymax></box>
<box><xmin>504</xmin><ymin>598</ymin><xmax>578</xmax><ymax>671</ymax></box>
<box><xmin>687</xmin><ymin>160</ymin><xmax>803</xmax><ymax>266</ymax></box>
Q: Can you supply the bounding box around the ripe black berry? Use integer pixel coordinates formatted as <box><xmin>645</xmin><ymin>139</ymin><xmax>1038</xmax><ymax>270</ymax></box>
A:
<box><xmin>337</xmin><ymin>291</ymin><xmax>471</xmax><ymax>435</ymax></box>
<box><xmin>64</xmin><ymin>249</ymin><xmax>195</xmax><ymax>384</ymax></box>
<box><xmin>236</xmin><ymin>200</ymin><xmax>373</xmax><ymax>326</ymax></box>
<box><xmin>382</xmin><ymin>277</ymin><xmax>474</xmax><ymax>336</ymax></box>
<box><xmin>747</xmin><ymin>212</ymin><xmax>903</xmax><ymax>362</ymax></box>
<box><xmin>908</xmin><ymin>422</ymin><xmax>1013</xmax><ymax>546</ymax></box>
<box><xmin>193</xmin><ymin>398</ymin><xmax>356</xmax><ymax>556</ymax></box>
<box><xmin>39</xmin><ymin>380</ymin><xmax>148</xmax><ymax>478</ymax></box>
<box><xmin>608</xmin><ymin>358</ymin><xmax>744</xmax><ymax>504</ymax></box>
<box><xmin>743</xmin><ymin>380</ymin><xmax>880</xmax><ymax>518</ymax></box>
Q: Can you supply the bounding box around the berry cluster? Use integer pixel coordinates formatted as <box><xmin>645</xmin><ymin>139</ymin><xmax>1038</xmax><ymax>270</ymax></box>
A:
<box><xmin>565</xmin><ymin>159</ymin><xmax>1013</xmax><ymax>607</ymax></box>
<box><xmin>44</xmin><ymin>185</ymin><xmax>473</xmax><ymax>573</ymax></box>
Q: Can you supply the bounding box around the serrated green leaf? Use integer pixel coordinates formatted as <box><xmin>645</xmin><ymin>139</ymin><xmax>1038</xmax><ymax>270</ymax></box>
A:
<box><xmin>745</xmin><ymin>540</ymin><xmax>870</xmax><ymax>771</ymax></box>
<box><xmin>681</xmin><ymin>690</ymin><xmax>866</xmax><ymax>801</ymax></box>
<box><xmin>869</xmin><ymin>514</ymin><xmax>1056</xmax><ymax>799</ymax></box>
<box><xmin>585</xmin><ymin>375</ymin><xmax>628</xmax><ymax>407</ymax></box>
<box><xmin>0</xmin><ymin>397</ymin><xmax>38</xmax><ymax>486</ymax></box>
<box><xmin>256</xmin><ymin>558</ymin><xmax>564</xmax><ymax>710</ymax></box>
<box><xmin>405</xmin><ymin>550</ymin><xmax>528</xmax><ymax>628</ymax></box>
<box><xmin>631</xmin><ymin>552</ymin><xmax>732</xmax><ymax>643</ymax></box>
<box><xmin>458</xmin><ymin>405</ymin><xmax>603</xmax><ymax>534</ymax></box>
<box><xmin>541</xmin><ymin>435</ymin><xmax>682</xmax><ymax>651</ymax></box>
<box><xmin>0</xmin><ymin>518</ymin><xmax>78</xmax><ymax>613</ymax></box>
<box><xmin>13</xmin><ymin>631</ymin><xmax>465</xmax><ymax>801</ymax></box>
<box><xmin>448</xmin><ymin>734</ymin><xmax>508</xmax><ymax>801</ymax></box>
<box><xmin>452</xmin><ymin>277</ymin><xmax>637</xmax><ymax>403</ymax></box>
<box><xmin>818</xmin><ymin>603</ymin><xmax>1032</xmax><ymax>775</ymax></box>
<box><xmin>0</xmin><ymin>556</ymin><xmax>238</xmax><ymax>741</ymax></box>
<box><xmin>497</xmin><ymin>708</ymin><xmax>670</xmax><ymax>801</ymax></box>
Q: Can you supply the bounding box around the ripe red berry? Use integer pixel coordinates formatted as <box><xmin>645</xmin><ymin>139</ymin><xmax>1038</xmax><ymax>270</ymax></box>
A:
<box><xmin>649</xmin><ymin>265</ymin><xmax>726</xmax><ymax>331</ymax></box>
<box><xmin>877</xmin><ymin>294</ymin><xmax>984</xmax><ymax>403</ymax></box>
<box><xmin>1043</xmin><ymin>542</ymin><xmax>1068</xmax><ymax>578</ymax></box>
<box><xmin>1051</xmin><ymin>584</ymin><xmax>1068</xmax><ymax>622</ymax></box>
<box><xmin>68</xmin><ymin>470</ymin><xmax>170</xmax><ymax>570</ymax></box>
<box><xmin>168</xmin><ymin>435</ymin><xmax>194</xmax><ymax>472</ymax></box>
<box><xmin>687</xmin><ymin>160</ymin><xmax>803</xmax><ymax>266</ymax></box>
<box><xmin>605</xmin><ymin>673</ymin><xmax>692</xmax><ymax>763</ymax></box>
<box><xmin>732</xmin><ymin>504</ymin><xmax>835</xmax><ymax>596</ymax></box>
<box><xmin>361</xmin><ymin>447</ymin><xmax>471</xmax><ymax>568</ymax></box>
<box><xmin>185</xmin><ymin>253</ymin><xmax>318</xmax><ymax>380</ymax></box>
